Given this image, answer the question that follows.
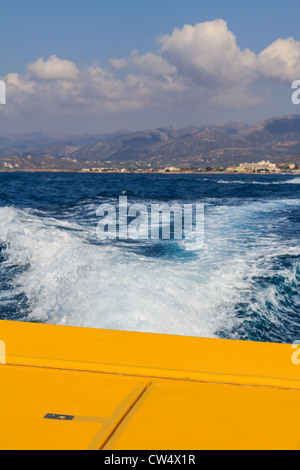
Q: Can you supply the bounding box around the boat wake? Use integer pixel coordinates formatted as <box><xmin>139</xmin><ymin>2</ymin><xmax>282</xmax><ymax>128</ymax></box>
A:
<box><xmin>0</xmin><ymin>196</ymin><xmax>299</xmax><ymax>343</ymax></box>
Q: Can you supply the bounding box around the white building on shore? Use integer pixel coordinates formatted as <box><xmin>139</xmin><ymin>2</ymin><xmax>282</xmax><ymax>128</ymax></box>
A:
<box><xmin>238</xmin><ymin>161</ymin><xmax>279</xmax><ymax>172</ymax></box>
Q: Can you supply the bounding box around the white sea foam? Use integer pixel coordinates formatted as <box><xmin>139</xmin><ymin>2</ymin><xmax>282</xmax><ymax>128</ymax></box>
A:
<box><xmin>286</xmin><ymin>177</ymin><xmax>300</xmax><ymax>184</ymax></box>
<box><xmin>216</xmin><ymin>177</ymin><xmax>300</xmax><ymax>185</ymax></box>
<box><xmin>0</xmin><ymin>200</ymin><xmax>298</xmax><ymax>339</ymax></box>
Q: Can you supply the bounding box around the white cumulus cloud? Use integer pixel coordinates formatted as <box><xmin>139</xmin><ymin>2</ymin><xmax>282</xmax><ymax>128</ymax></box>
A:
<box><xmin>1</xmin><ymin>20</ymin><xmax>300</xmax><ymax>123</ymax></box>
<box><xmin>258</xmin><ymin>37</ymin><xmax>300</xmax><ymax>82</ymax></box>
<box><xmin>159</xmin><ymin>19</ymin><xmax>257</xmax><ymax>87</ymax></box>
<box><xmin>27</xmin><ymin>55</ymin><xmax>79</xmax><ymax>81</ymax></box>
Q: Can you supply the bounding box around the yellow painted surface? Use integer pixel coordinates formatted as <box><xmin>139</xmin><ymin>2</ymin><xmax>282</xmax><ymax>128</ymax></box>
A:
<box><xmin>0</xmin><ymin>365</ymin><xmax>149</xmax><ymax>450</ymax></box>
<box><xmin>106</xmin><ymin>381</ymin><xmax>300</xmax><ymax>451</ymax></box>
<box><xmin>0</xmin><ymin>320</ymin><xmax>299</xmax><ymax>450</ymax></box>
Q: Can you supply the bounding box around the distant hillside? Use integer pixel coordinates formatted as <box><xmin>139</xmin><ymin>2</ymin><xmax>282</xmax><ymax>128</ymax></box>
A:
<box><xmin>1</xmin><ymin>115</ymin><xmax>300</xmax><ymax>169</ymax></box>
<box><xmin>0</xmin><ymin>130</ymin><xmax>130</xmax><ymax>159</ymax></box>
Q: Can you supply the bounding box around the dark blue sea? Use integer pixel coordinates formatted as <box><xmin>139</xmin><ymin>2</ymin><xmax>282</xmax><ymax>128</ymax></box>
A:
<box><xmin>0</xmin><ymin>172</ymin><xmax>299</xmax><ymax>344</ymax></box>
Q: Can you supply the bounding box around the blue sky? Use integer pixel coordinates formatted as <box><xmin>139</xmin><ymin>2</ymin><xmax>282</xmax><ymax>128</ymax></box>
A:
<box><xmin>1</xmin><ymin>0</ymin><xmax>300</xmax><ymax>133</ymax></box>
<box><xmin>2</xmin><ymin>0</ymin><xmax>300</xmax><ymax>73</ymax></box>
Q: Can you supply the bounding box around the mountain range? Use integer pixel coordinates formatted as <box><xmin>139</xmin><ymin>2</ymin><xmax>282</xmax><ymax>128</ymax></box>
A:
<box><xmin>1</xmin><ymin>114</ymin><xmax>300</xmax><ymax>170</ymax></box>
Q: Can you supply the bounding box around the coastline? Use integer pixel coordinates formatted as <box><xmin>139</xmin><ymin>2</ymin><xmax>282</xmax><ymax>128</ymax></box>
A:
<box><xmin>0</xmin><ymin>169</ymin><xmax>299</xmax><ymax>175</ymax></box>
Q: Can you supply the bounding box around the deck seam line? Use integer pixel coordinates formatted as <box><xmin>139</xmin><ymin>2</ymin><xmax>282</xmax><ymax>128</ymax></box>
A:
<box><xmin>2</xmin><ymin>362</ymin><xmax>300</xmax><ymax>392</ymax></box>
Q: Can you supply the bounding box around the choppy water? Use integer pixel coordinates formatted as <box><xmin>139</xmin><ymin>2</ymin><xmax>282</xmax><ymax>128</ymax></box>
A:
<box><xmin>0</xmin><ymin>172</ymin><xmax>299</xmax><ymax>344</ymax></box>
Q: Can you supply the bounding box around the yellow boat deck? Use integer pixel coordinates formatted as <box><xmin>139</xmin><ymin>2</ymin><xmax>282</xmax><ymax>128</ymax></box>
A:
<box><xmin>0</xmin><ymin>320</ymin><xmax>299</xmax><ymax>450</ymax></box>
